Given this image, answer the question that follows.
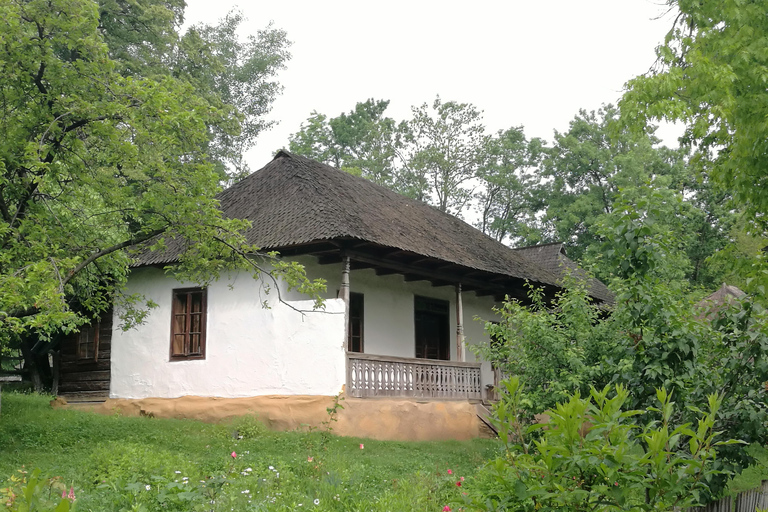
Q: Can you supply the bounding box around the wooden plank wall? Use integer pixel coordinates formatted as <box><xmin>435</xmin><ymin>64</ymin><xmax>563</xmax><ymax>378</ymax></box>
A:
<box><xmin>58</xmin><ymin>310</ymin><xmax>112</xmax><ymax>401</ymax></box>
<box><xmin>687</xmin><ymin>480</ymin><xmax>768</xmax><ymax>512</ymax></box>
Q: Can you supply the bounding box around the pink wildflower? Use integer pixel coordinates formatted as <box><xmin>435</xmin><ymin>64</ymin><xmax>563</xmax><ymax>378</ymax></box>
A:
<box><xmin>456</xmin><ymin>481</ymin><xmax>462</xmax><ymax>487</ymax></box>
<box><xmin>443</xmin><ymin>506</ymin><xmax>451</xmax><ymax>512</ymax></box>
<box><xmin>614</xmin><ymin>482</ymin><xmax>619</xmax><ymax>486</ymax></box>
<box><xmin>61</xmin><ymin>490</ymin><xmax>66</xmax><ymax>499</ymax></box>
<box><xmin>68</xmin><ymin>487</ymin><xmax>75</xmax><ymax>500</ymax></box>
<box><xmin>460</xmin><ymin>476</ymin><xmax>464</xmax><ymax>482</ymax></box>
<box><xmin>307</xmin><ymin>456</ymin><xmax>313</xmax><ymax>462</ymax></box>
<box><xmin>447</xmin><ymin>469</ymin><xmax>453</xmax><ymax>475</ymax></box>
<box><xmin>359</xmin><ymin>444</ymin><xmax>364</xmax><ymax>449</ymax></box>
<box><xmin>231</xmin><ymin>451</ymin><xmax>237</xmax><ymax>459</ymax></box>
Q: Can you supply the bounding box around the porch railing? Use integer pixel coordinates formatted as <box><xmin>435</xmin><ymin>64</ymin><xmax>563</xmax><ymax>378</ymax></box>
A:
<box><xmin>347</xmin><ymin>353</ymin><xmax>482</xmax><ymax>400</ymax></box>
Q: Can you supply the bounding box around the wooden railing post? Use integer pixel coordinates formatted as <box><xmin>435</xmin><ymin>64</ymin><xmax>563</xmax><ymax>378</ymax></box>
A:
<box><xmin>346</xmin><ymin>353</ymin><xmax>481</xmax><ymax>400</ymax></box>
<box><xmin>456</xmin><ymin>283</ymin><xmax>465</xmax><ymax>362</ymax></box>
<box><xmin>339</xmin><ymin>254</ymin><xmax>351</xmax><ymax>349</ymax></box>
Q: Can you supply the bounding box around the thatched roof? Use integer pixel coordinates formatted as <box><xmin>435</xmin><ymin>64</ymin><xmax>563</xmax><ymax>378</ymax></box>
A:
<box><xmin>697</xmin><ymin>283</ymin><xmax>746</xmax><ymax>310</ymax></box>
<box><xmin>137</xmin><ymin>151</ymin><xmax>595</xmax><ymax>299</ymax></box>
<box><xmin>512</xmin><ymin>242</ymin><xmax>614</xmax><ymax>304</ymax></box>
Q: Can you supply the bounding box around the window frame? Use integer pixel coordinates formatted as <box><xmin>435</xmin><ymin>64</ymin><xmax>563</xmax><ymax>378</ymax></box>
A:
<box><xmin>76</xmin><ymin>322</ymin><xmax>99</xmax><ymax>362</ymax></box>
<box><xmin>169</xmin><ymin>287</ymin><xmax>208</xmax><ymax>361</ymax></box>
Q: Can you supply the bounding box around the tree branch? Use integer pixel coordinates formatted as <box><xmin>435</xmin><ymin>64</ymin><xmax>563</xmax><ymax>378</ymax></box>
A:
<box><xmin>61</xmin><ymin>229</ymin><xmax>165</xmax><ymax>287</ymax></box>
<box><xmin>211</xmin><ymin>235</ymin><xmax>331</xmax><ymax>317</ymax></box>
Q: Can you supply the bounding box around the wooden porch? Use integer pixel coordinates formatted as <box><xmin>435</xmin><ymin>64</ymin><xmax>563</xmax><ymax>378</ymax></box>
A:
<box><xmin>347</xmin><ymin>353</ymin><xmax>482</xmax><ymax>400</ymax></box>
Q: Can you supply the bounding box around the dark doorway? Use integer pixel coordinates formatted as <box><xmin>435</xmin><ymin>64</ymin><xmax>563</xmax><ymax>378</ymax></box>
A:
<box><xmin>348</xmin><ymin>292</ymin><xmax>364</xmax><ymax>352</ymax></box>
<box><xmin>414</xmin><ymin>296</ymin><xmax>450</xmax><ymax>360</ymax></box>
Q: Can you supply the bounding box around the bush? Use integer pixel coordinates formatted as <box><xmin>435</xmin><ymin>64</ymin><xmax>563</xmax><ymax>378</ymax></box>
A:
<box><xmin>467</xmin><ymin>378</ymin><xmax>737</xmax><ymax>511</ymax></box>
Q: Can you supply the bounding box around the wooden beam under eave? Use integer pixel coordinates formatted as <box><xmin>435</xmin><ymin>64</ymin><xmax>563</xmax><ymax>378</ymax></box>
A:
<box><xmin>403</xmin><ymin>274</ymin><xmax>427</xmax><ymax>283</ymax></box>
<box><xmin>375</xmin><ymin>268</ymin><xmax>400</xmax><ymax>276</ymax></box>
<box><xmin>347</xmin><ymin>249</ymin><xmax>512</xmax><ymax>296</ymax></box>
<box><xmin>350</xmin><ymin>261</ymin><xmax>376</xmax><ymax>270</ymax></box>
<box><xmin>317</xmin><ymin>254</ymin><xmax>343</xmax><ymax>265</ymax></box>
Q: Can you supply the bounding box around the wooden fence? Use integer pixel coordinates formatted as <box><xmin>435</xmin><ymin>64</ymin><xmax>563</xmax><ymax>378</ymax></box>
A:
<box><xmin>347</xmin><ymin>353</ymin><xmax>482</xmax><ymax>400</ymax></box>
<box><xmin>687</xmin><ymin>480</ymin><xmax>768</xmax><ymax>512</ymax></box>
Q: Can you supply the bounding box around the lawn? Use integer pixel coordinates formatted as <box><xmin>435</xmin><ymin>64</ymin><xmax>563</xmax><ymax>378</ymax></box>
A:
<box><xmin>0</xmin><ymin>393</ymin><xmax>496</xmax><ymax>511</ymax></box>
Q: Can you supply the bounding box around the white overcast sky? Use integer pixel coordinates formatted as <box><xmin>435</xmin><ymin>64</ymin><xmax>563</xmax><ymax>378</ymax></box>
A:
<box><xmin>183</xmin><ymin>0</ymin><xmax>677</xmax><ymax>169</ymax></box>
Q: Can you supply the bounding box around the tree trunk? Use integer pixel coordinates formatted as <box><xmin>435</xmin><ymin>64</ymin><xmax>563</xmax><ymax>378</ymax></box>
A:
<box><xmin>51</xmin><ymin>351</ymin><xmax>60</xmax><ymax>396</ymax></box>
<box><xmin>19</xmin><ymin>340</ymin><xmax>42</xmax><ymax>392</ymax></box>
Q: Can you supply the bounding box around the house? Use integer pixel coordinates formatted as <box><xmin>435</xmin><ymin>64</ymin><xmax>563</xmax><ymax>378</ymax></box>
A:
<box><xmin>58</xmin><ymin>151</ymin><xmax>609</xmax><ymax>440</ymax></box>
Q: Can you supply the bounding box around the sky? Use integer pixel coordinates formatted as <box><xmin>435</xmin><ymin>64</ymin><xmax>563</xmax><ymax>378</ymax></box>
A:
<box><xmin>182</xmin><ymin>0</ymin><xmax>678</xmax><ymax>170</ymax></box>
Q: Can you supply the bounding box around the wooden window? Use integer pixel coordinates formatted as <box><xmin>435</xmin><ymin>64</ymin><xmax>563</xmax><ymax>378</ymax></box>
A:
<box><xmin>414</xmin><ymin>296</ymin><xmax>450</xmax><ymax>360</ymax></box>
<box><xmin>77</xmin><ymin>323</ymin><xmax>99</xmax><ymax>362</ymax></box>
<box><xmin>170</xmin><ymin>288</ymin><xmax>207</xmax><ymax>360</ymax></box>
<box><xmin>347</xmin><ymin>292</ymin><xmax>364</xmax><ymax>352</ymax></box>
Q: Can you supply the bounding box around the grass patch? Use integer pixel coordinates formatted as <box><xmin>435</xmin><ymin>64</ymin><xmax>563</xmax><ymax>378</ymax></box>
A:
<box><xmin>0</xmin><ymin>392</ymin><xmax>496</xmax><ymax>511</ymax></box>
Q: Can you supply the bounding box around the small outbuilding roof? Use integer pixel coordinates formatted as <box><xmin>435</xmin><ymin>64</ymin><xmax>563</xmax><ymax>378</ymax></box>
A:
<box><xmin>697</xmin><ymin>283</ymin><xmax>746</xmax><ymax>312</ymax></box>
<box><xmin>512</xmin><ymin>242</ymin><xmax>614</xmax><ymax>304</ymax></box>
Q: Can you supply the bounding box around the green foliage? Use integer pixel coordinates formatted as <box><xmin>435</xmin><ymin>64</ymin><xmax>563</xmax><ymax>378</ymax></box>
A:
<box><xmin>290</xmin><ymin>96</ymin><xmax>491</xmax><ymax>218</ymax></box>
<box><xmin>0</xmin><ymin>393</ymin><xmax>495</xmax><ymax>511</ymax></box>
<box><xmin>0</xmin><ymin>0</ymin><xmax>320</xmax><ymax>352</ymax></box>
<box><xmin>474</xmin><ymin>126</ymin><xmax>546</xmax><ymax>243</ymax></box>
<box><xmin>1</xmin><ymin>468</ymin><xmax>75</xmax><ymax>512</ymax></box>
<box><xmin>479</xmin><ymin>204</ymin><xmax>768</xmax><ymax>497</ymax></box>
<box><xmin>99</xmin><ymin>0</ymin><xmax>291</xmax><ymax>179</ymax></box>
<box><xmin>468</xmin><ymin>378</ymin><xmax>731</xmax><ymax>511</ymax></box>
<box><xmin>402</xmin><ymin>96</ymin><xmax>487</xmax><ymax>215</ymax></box>
<box><xmin>474</xmin><ymin>277</ymin><xmax>614</xmax><ymax>414</ymax></box>
<box><xmin>533</xmin><ymin>105</ymin><xmax>735</xmax><ymax>289</ymax></box>
<box><xmin>620</xmin><ymin>0</ymin><xmax>768</xmax><ymax>233</ymax></box>
<box><xmin>288</xmin><ymin>99</ymin><xmax>404</xmax><ymax>187</ymax></box>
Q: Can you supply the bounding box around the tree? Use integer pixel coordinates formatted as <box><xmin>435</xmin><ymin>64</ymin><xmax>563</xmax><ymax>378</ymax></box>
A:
<box><xmin>474</xmin><ymin>127</ymin><xmax>546</xmax><ymax>244</ymax></box>
<box><xmin>535</xmin><ymin>106</ymin><xmax>669</xmax><ymax>258</ymax></box>
<box><xmin>531</xmin><ymin>105</ymin><xmax>734</xmax><ymax>289</ymax></box>
<box><xmin>620</xmin><ymin>0</ymin><xmax>768</xmax><ymax>233</ymax></box>
<box><xmin>401</xmin><ymin>97</ymin><xmax>487</xmax><ymax>216</ymax></box>
<box><xmin>0</xmin><ymin>0</ymin><xmax>322</xmax><ymax>387</ymax></box>
<box><xmin>476</xmin><ymin>200</ymin><xmax>768</xmax><ymax>496</ymax></box>
<box><xmin>99</xmin><ymin>0</ymin><xmax>291</xmax><ymax>180</ymax></box>
<box><xmin>289</xmin><ymin>99</ymin><xmax>402</xmax><ymax>187</ymax></box>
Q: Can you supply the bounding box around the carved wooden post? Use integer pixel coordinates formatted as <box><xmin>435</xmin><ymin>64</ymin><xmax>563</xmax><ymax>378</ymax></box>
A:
<box><xmin>340</xmin><ymin>255</ymin><xmax>351</xmax><ymax>349</ymax></box>
<box><xmin>456</xmin><ymin>283</ymin><xmax>465</xmax><ymax>362</ymax></box>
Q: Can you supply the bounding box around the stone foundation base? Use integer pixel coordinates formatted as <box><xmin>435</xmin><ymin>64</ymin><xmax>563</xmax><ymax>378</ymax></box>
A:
<box><xmin>79</xmin><ymin>395</ymin><xmax>481</xmax><ymax>441</ymax></box>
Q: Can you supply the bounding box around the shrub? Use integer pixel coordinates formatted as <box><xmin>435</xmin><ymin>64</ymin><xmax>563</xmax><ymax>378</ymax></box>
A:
<box><xmin>466</xmin><ymin>377</ymin><xmax>737</xmax><ymax>511</ymax></box>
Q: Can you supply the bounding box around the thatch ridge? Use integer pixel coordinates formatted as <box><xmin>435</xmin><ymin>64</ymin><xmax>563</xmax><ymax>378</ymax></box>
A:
<box><xmin>137</xmin><ymin>151</ymin><xmax>565</xmax><ymax>288</ymax></box>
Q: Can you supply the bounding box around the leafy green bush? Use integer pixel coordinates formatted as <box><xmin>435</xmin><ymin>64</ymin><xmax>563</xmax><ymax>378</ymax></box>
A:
<box><xmin>467</xmin><ymin>377</ymin><xmax>736</xmax><ymax>511</ymax></box>
<box><xmin>475</xmin><ymin>198</ymin><xmax>768</xmax><ymax>497</ymax></box>
<box><xmin>1</xmin><ymin>468</ymin><xmax>76</xmax><ymax>511</ymax></box>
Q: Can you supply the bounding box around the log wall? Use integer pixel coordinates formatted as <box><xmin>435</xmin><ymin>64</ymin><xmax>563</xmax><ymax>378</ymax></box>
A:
<box><xmin>58</xmin><ymin>310</ymin><xmax>112</xmax><ymax>401</ymax></box>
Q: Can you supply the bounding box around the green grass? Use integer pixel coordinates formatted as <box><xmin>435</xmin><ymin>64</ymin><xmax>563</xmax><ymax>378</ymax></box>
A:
<box><xmin>0</xmin><ymin>392</ymin><xmax>497</xmax><ymax>511</ymax></box>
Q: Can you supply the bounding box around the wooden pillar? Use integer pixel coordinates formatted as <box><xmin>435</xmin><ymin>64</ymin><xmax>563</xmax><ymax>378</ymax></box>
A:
<box><xmin>340</xmin><ymin>255</ymin><xmax>351</xmax><ymax>349</ymax></box>
<box><xmin>456</xmin><ymin>283</ymin><xmax>465</xmax><ymax>362</ymax></box>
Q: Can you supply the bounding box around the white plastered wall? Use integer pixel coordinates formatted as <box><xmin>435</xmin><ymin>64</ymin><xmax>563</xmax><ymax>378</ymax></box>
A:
<box><xmin>111</xmin><ymin>267</ymin><xmax>346</xmax><ymax>399</ymax></box>
<box><xmin>282</xmin><ymin>256</ymin><xmax>501</xmax><ymax>389</ymax></box>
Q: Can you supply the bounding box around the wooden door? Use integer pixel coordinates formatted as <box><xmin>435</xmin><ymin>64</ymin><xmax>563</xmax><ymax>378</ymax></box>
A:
<box><xmin>414</xmin><ymin>296</ymin><xmax>449</xmax><ymax>360</ymax></box>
